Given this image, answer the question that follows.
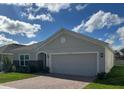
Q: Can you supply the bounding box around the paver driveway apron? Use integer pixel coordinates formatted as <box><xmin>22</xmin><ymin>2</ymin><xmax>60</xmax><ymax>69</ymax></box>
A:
<box><xmin>1</xmin><ymin>74</ymin><xmax>95</xmax><ymax>89</ymax></box>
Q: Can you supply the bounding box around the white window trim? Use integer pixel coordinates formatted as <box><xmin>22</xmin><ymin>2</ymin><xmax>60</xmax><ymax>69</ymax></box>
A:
<box><xmin>19</xmin><ymin>54</ymin><xmax>30</xmax><ymax>66</ymax></box>
<box><xmin>49</xmin><ymin>51</ymin><xmax>99</xmax><ymax>75</ymax></box>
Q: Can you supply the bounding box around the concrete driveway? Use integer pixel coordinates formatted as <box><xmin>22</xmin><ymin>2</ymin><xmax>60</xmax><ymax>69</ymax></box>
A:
<box><xmin>1</xmin><ymin>74</ymin><xmax>95</xmax><ymax>89</ymax></box>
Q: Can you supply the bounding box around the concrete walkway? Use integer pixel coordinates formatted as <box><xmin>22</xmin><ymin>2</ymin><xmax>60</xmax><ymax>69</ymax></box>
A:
<box><xmin>0</xmin><ymin>85</ymin><xmax>14</xmax><ymax>89</ymax></box>
<box><xmin>1</xmin><ymin>74</ymin><xmax>95</xmax><ymax>89</ymax></box>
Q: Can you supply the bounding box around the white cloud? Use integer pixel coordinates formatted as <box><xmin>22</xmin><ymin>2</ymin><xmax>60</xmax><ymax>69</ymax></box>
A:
<box><xmin>0</xmin><ymin>15</ymin><xmax>41</xmax><ymax>38</ymax></box>
<box><xmin>117</xmin><ymin>26</ymin><xmax>124</xmax><ymax>41</ymax></box>
<box><xmin>5</xmin><ymin>3</ymin><xmax>71</xmax><ymax>13</ymax></box>
<box><xmin>105</xmin><ymin>35</ymin><xmax>116</xmax><ymax>44</ymax></box>
<box><xmin>16</xmin><ymin>3</ymin><xmax>54</xmax><ymax>22</ymax></box>
<box><xmin>98</xmin><ymin>38</ymin><xmax>103</xmax><ymax>41</ymax></box>
<box><xmin>72</xmin><ymin>20</ymin><xmax>85</xmax><ymax>32</ymax></box>
<box><xmin>0</xmin><ymin>33</ymin><xmax>38</xmax><ymax>46</ymax></box>
<box><xmin>24</xmin><ymin>41</ymin><xmax>38</xmax><ymax>45</ymax></box>
<box><xmin>75</xmin><ymin>4</ymin><xmax>89</xmax><ymax>11</ymax></box>
<box><xmin>36</xmin><ymin>3</ymin><xmax>71</xmax><ymax>13</ymax></box>
<box><xmin>112</xmin><ymin>44</ymin><xmax>124</xmax><ymax>50</ymax></box>
<box><xmin>14</xmin><ymin>3</ymin><xmax>32</xmax><ymax>7</ymax></box>
<box><xmin>5</xmin><ymin>3</ymin><xmax>71</xmax><ymax>21</ymax></box>
<box><xmin>104</xmin><ymin>33</ymin><xmax>109</xmax><ymax>37</ymax></box>
<box><xmin>72</xmin><ymin>10</ymin><xmax>124</xmax><ymax>33</ymax></box>
<box><xmin>28</xmin><ymin>13</ymin><xmax>53</xmax><ymax>21</ymax></box>
<box><xmin>84</xmin><ymin>10</ymin><xmax>124</xmax><ymax>32</ymax></box>
<box><xmin>0</xmin><ymin>34</ymin><xmax>19</xmax><ymax>46</ymax></box>
<box><xmin>116</xmin><ymin>26</ymin><xmax>124</xmax><ymax>50</ymax></box>
<box><xmin>105</xmin><ymin>39</ymin><xmax>114</xmax><ymax>44</ymax></box>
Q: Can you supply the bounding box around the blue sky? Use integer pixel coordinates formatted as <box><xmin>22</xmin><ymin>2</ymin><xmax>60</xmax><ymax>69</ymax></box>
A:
<box><xmin>0</xmin><ymin>3</ymin><xmax>124</xmax><ymax>50</ymax></box>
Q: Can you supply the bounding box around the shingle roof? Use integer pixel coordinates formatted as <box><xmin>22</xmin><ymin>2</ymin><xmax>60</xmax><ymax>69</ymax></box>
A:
<box><xmin>10</xmin><ymin>41</ymin><xmax>44</xmax><ymax>52</ymax></box>
<box><xmin>0</xmin><ymin>28</ymin><xmax>113</xmax><ymax>53</ymax></box>
<box><xmin>0</xmin><ymin>43</ymin><xmax>25</xmax><ymax>53</ymax></box>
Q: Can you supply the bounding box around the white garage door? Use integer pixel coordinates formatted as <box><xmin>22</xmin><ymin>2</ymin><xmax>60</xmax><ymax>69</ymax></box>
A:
<box><xmin>51</xmin><ymin>53</ymin><xmax>98</xmax><ymax>76</ymax></box>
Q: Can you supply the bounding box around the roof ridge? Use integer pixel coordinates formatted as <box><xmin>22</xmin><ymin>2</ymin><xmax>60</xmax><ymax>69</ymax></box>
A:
<box><xmin>62</xmin><ymin>28</ymin><xmax>108</xmax><ymax>45</ymax></box>
<box><xmin>7</xmin><ymin>28</ymin><xmax>113</xmax><ymax>53</ymax></box>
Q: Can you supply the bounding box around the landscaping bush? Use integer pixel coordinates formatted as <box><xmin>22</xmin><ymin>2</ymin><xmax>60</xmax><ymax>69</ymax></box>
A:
<box><xmin>28</xmin><ymin>64</ymin><xmax>38</xmax><ymax>73</ymax></box>
<box><xmin>2</xmin><ymin>55</ymin><xmax>12</xmax><ymax>72</ymax></box>
<box><xmin>97</xmin><ymin>72</ymin><xmax>107</xmax><ymax>79</ymax></box>
<box><xmin>42</xmin><ymin>67</ymin><xmax>49</xmax><ymax>73</ymax></box>
<box><xmin>18</xmin><ymin>66</ymin><xmax>31</xmax><ymax>73</ymax></box>
<box><xmin>12</xmin><ymin>60</ymin><xmax>47</xmax><ymax>73</ymax></box>
<box><xmin>11</xmin><ymin>65</ymin><xmax>17</xmax><ymax>72</ymax></box>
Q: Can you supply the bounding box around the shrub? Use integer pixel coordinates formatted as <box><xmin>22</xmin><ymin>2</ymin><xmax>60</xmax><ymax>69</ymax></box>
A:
<box><xmin>97</xmin><ymin>72</ymin><xmax>107</xmax><ymax>79</ymax></box>
<box><xmin>2</xmin><ymin>55</ymin><xmax>12</xmax><ymax>72</ymax></box>
<box><xmin>18</xmin><ymin>66</ymin><xmax>31</xmax><ymax>73</ymax></box>
<box><xmin>42</xmin><ymin>67</ymin><xmax>49</xmax><ymax>73</ymax></box>
<box><xmin>11</xmin><ymin>65</ymin><xmax>16</xmax><ymax>72</ymax></box>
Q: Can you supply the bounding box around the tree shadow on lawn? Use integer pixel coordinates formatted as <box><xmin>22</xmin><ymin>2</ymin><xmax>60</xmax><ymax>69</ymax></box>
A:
<box><xmin>92</xmin><ymin>66</ymin><xmax>124</xmax><ymax>87</ymax></box>
<box><xmin>94</xmin><ymin>77</ymin><xmax>124</xmax><ymax>87</ymax></box>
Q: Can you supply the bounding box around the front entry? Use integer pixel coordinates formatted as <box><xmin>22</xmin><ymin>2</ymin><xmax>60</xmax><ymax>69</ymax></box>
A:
<box><xmin>37</xmin><ymin>52</ymin><xmax>47</xmax><ymax>70</ymax></box>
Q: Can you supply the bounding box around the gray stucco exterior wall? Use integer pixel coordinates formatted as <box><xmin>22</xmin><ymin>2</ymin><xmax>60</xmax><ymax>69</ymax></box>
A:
<box><xmin>11</xmin><ymin>30</ymin><xmax>114</xmax><ymax>75</ymax></box>
<box><xmin>13</xmin><ymin>51</ymin><xmax>36</xmax><ymax>61</ymax></box>
<box><xmin>105</xmin><ymin>47</ymin><xmax>114</xmax><ymax>73</ymax></box>
<box><xmin>37</xmin><ymin>32</ymin><xmax>106</xmax><ymax>73</ymax></box>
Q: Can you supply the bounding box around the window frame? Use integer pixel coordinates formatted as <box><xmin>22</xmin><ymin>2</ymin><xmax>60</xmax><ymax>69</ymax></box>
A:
<box><xmin>19</xmin><ymin>54</ymin><xmax>30</xmax><ymax>66</ymax></box>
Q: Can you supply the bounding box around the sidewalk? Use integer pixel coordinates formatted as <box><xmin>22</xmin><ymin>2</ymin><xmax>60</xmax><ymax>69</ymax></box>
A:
<box><xmin>0</xmin><ymin>85</ymin><xmax>15</xmax><ymax>89</ymax></box>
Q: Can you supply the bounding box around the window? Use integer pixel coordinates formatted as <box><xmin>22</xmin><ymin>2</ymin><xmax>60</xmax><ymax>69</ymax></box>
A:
<box><xmin>20</xmin><ymin>55</ymin><xmax>25</xmax><ymax>66</ymax></box>
<box><xmin>100</xmin><ymin>53</ymin><xmax>104</xmax><ymax>58</ymax></box>
<box><xmin>20</xmin><ymin>55</ymin><xmax>29</xmax><ymax>66</ymax></box>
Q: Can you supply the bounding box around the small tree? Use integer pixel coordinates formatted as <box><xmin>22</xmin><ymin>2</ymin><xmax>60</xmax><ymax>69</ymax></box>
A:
<box><xmin>11</xmin><ymin>65</ymin><xmax>16</xmax><ymax>72</ymax></box>
<box><xmin>120</xmin><ymin>49</ymin><xmax>124</xmax><ymax>60</ymax></box>
<box><xmin>120</xmin><ymin>49</ymin><xmax>124</xmax><ymax>54</ymax></box>
<box><xmin>2</xmin><ymin>55</ymin><xmax>12</xmax><ymax>72</ymax></box>
<box><xmin>114</xmin><ymin>50</ymin><xmax>121</xmax><ymax>59</ymax></box>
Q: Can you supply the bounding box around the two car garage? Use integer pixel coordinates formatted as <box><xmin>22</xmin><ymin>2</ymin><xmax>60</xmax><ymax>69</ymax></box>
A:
<box><xmin>50</xmin><ymin>52</ymin><xmax>98</xmax><ymax>76</ymax></box>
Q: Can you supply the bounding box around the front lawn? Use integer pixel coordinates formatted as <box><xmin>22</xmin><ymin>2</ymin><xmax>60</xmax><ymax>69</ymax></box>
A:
<box><xmin>85</xmin><ymin>66</ymin><xmax>124</xmax><ymax>89</ymax></box>
<box><xmin>0</xmin><ymin>72</ymin><xmax>37</xmax><ymax>83</ymax></box>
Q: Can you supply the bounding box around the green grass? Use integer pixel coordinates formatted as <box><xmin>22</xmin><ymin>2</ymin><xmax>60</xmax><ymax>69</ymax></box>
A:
<box><xmin>0</xmin><ymin>72</ymin><xmax>37</xmax><ymax>83</ymax></box>
<box><xmin>85</xmin><ymin>66</ymin><xmax>124</xmax><ymax>89</ymax></box>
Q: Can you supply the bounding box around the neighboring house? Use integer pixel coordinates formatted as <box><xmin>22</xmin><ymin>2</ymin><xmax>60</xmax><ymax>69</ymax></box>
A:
<box><xmin>0</xmin><ymin>28</ymin><xmax>114</xmax><ymax>76</ymax></box>
<box><xmin>0</xmin><ymin>44</ymin><xmax>25</xmax><ymax>71</ymax></box>
<box><xmin>0</xmin><ymin>43</ymin><xmax>25</xmax><ymax>53</ymax></box>
<box><xmin>115</xmin><ymin>50</ymin><xmax>124</xmax><ymax>59</ymax></box>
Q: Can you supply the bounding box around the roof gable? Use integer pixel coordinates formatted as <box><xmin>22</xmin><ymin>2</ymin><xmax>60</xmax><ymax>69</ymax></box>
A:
<box><xmin>36</xmin><ymin>28</ymin><xmax>109</xmax><ymax>51</ymax></box>
<box><xmin>9</xmin><ymin>28</ymin><xmax>113</xmax><ymax>53</ymax></box>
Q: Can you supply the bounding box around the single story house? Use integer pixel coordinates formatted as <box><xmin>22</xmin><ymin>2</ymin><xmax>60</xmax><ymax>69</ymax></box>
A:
<box><xmin>0</xmin><ymin>28</ymin><xmax>114</xmax><ymax>76</ymax></box>
<box><xmin>0</xmin><ymin>44</ymin><xmax>25</xmax><ymax>71</ymax></box>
